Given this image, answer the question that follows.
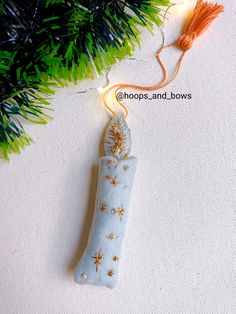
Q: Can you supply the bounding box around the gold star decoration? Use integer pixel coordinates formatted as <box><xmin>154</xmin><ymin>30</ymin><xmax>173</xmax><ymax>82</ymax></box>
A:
<box><xmin>92</xmin><ymin>251</ymin><xmax>104</xmax><ymax>272</ymax></box>
<box><xmin>112</xmin><ymin>206</ymin><xmax>125</xmax><ymax>221</ymax></box>
<box><xmin>100</xmin><ymin>202</ymin><xmax>107</xmax><ymax>212</ymax></box>
<box><xmin>107</xmin><ymin>269</ymin><xmax>115</xmax><ymax>277</ymax></box>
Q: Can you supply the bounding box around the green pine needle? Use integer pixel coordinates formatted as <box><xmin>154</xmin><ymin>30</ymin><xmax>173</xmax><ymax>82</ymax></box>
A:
<box><xmin>0</xmin><ymin>0</ymin><xmax>171</xmax><ymax>160</ymax></box>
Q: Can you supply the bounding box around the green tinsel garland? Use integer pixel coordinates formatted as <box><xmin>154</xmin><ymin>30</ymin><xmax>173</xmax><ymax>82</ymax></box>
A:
<box><xmin>0</xmin><ymin>0</ymin><xmax>170</xmax><ymax>160</ymax></box>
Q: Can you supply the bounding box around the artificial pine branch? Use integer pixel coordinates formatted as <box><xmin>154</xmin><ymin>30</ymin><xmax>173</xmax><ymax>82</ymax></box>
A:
<box><xmin>0</xmin><ymin>0</ymin><xmax>170</xmax><ymax>160</ymax></box>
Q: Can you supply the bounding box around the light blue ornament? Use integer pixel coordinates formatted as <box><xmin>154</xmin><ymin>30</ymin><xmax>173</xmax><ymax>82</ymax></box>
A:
<box><xmin>74</xmin><ymin>112</ymin><xmax>137</xmax><ymax>288</ymax></box>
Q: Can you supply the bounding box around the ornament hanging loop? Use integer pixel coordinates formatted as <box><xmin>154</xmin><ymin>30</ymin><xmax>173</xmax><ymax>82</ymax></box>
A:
<box><xmin>101</xmin><ymin>0</ymin><xmax>223</xmax><ymax>118</ymax></box>
<box><xmin>102</xmin><ymin>85</ymin><xmax>129</xmax><ymax>119</ymax></box>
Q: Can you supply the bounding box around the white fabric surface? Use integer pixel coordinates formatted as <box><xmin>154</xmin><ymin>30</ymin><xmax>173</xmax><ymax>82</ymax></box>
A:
<box><xmin>0</xmin><ymin>1</ymin><xmax>235</xmax><ymax>313</ymax></box>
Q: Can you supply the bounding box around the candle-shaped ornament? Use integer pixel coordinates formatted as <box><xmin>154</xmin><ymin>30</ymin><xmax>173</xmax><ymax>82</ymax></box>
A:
<box><xmin>74</xmin><ymin>112</ymin><xmax>137</xmax><ymax>288</ymax></box>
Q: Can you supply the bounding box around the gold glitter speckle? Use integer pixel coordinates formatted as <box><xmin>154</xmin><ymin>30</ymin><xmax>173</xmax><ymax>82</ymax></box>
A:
<box><xmin>111</xmin><ymin>178</ymin><xmax>119</xmax><ymax>186</ymax></box>
<box><xmin>104</xmin><ymin>175</ymin><xmax>112</xmax><ymax>181</ymax></box>
<box><xmin>113</xmin><ymin>256</ymin><xmax>119</xmax><ymax>262</ymax></box>
<box><xmin>100</xmin><ymin>202</ymin><xmax>107</xmax><ymax>212</ymax></box>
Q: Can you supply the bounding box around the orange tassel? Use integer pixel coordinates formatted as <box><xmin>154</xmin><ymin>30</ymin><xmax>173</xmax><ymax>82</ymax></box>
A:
<box><xmin>102</xmin><ymin>1</ymin><xmax>224</xmax><ymax>117</ymax></box>
<box><xmin>178</xmin><ymin>0</ymin><xmax>224</xmax><ymax>51</ymax></box>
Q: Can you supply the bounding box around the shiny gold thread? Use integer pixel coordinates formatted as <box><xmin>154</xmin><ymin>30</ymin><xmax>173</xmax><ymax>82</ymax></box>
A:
<box><xmin>92</xmin><ymin>251</ymin><xmax>103</xmax><ymax>272</ymax></box>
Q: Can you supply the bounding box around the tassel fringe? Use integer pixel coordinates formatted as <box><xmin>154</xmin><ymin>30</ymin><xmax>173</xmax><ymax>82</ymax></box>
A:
<box><xmin>178</xmin><ymin>0</ymin><xmax>224</xmax><ymax>51</ymax></box>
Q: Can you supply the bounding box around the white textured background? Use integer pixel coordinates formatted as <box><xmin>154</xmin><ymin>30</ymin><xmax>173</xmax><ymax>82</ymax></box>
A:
<box><xmin>0</xmin><ymin>1</ymin><xmax>235</xmax><ymax>313</ymax></box>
